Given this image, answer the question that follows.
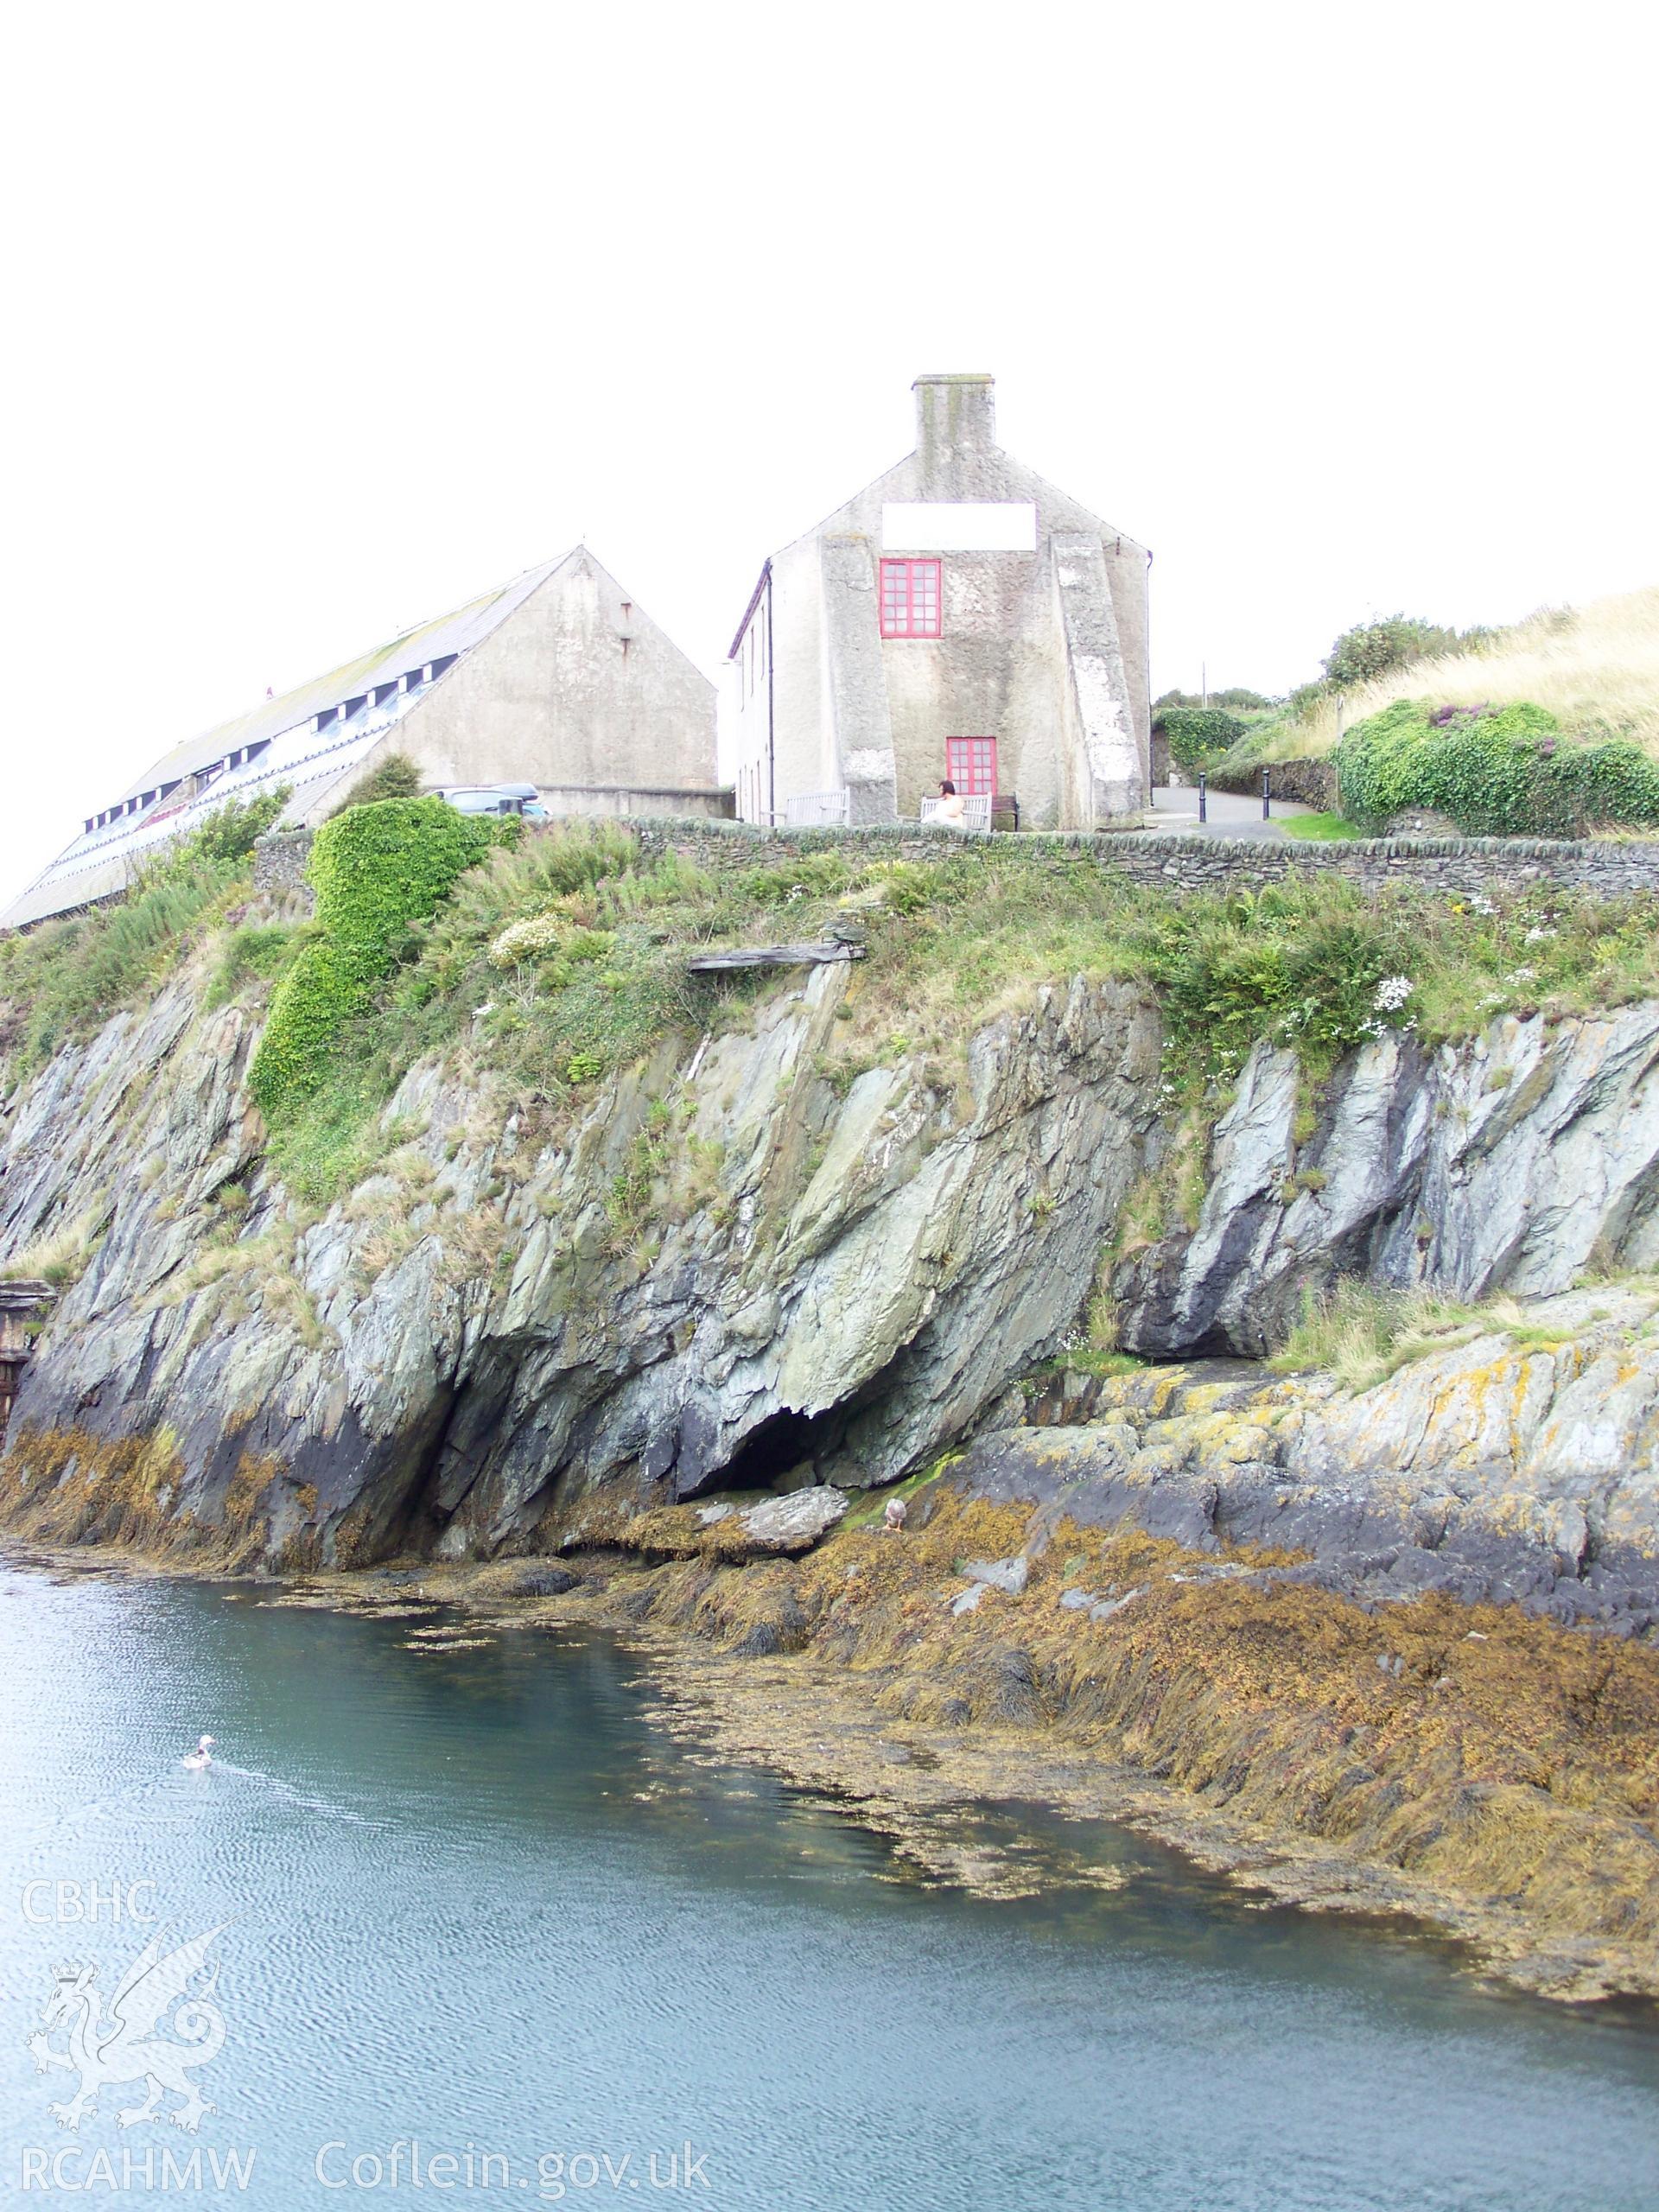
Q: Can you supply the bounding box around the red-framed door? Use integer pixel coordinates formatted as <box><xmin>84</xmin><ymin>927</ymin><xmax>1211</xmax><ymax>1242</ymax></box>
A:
<box><xmin>945</xmin><ymin>736</ymin><xmax>998</xmax><ymax>796</ymax></box>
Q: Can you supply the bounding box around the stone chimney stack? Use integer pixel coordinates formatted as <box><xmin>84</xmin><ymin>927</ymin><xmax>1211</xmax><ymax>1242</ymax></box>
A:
<box><xmin>912</xmin><ymin>374</ymin><xmax>996</xmax><ymax>470</ymax></box>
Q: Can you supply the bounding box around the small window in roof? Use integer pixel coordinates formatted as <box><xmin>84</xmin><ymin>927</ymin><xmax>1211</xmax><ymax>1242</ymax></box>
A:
<box><xmin>429</xmin><ymin>653</ymin><xmax>457</xmax><ymax>679</ymax></box>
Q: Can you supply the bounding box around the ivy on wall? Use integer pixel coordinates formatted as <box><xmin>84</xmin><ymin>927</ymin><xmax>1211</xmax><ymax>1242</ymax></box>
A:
<box><xmin>249</xmin><ymin>798</ymin><xmax>518</xmax><ymax>1125</ymax></box>
<box><xmin>1152</xmin><ymin>706</ymin><xmax>1248</xmax><ymax>772</ymax></box>
<box><xmin>1335</xmin><ymin>700</ymin><xmax>1659</xmax><ymax>837</ymax></box>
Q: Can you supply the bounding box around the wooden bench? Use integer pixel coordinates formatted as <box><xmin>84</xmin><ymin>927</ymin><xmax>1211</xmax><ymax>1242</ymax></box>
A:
<box><xmin>919</xmin><ymin>791</ymin><xmax>993</xmax><ymax>834</ymax></box>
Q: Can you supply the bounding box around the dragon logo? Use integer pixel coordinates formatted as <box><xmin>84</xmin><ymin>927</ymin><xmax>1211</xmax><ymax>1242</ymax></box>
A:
<box><xmin>27</xmin><ymin>1925</ymin><xmax>227</xmax><ymax>2133</ymax></box>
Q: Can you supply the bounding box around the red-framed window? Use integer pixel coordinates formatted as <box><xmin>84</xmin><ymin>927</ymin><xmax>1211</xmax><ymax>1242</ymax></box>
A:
<box><xmin>880</xmin><ymin>558</ymin><xmax>941</xmax><ymax>639</ymax></box>
<box><xmin>945</xmin><ymin>736</ymin><xmax>999</xmax><ymax>797</ymax></box>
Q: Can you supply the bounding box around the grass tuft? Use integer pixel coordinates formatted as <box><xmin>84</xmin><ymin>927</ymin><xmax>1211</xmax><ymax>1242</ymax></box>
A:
<box><xmin>1280</xmin><ymin>811</ymin><xmax>1365</xmax><ymax>842</ymax></box>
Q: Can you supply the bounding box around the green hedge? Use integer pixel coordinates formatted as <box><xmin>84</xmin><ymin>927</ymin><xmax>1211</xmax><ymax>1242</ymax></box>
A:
<box><xmin>1335</xmin><ymin>700</ymin><xmax>1659</xmax><ymax>837</ymax></box>
<box><xmin>250</xmin><ymin>798</ymin><xmax>515</xmax><ymax>1125</ymax></box>
<box><xmin>1153</xmin><ymin>706</ymin><xmax>1247</xmax><ymax>771</ymax></box>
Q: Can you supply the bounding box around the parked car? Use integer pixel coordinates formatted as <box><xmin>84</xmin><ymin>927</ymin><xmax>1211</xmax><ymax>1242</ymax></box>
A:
<box><xmin>437</xmin><ymin>785</ymin><xmax>549</xmax><ymax>820</ymax></box>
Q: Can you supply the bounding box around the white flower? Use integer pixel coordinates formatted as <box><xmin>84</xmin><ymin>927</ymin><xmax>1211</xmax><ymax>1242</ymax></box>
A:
<box><xmin>1372</xmin><ymin>976</ymin><xmax>1414</xmax><ymax>1013</ymax></box>
<box><xmin>1506</xmin><ymin>965</ymin><xmax>1538</xmax><ymax>985</ymax></box>
<box><xmin>488</xmin><ymin>910</ymin><xmax>569</xmax><ymax>968</ymax></box>
<box><xmin>1523</xmin><ymin>925</ymin><xmax>1556</xmax><ymax>944</ymax></box>
<box><xmin>1467</xmin><ymin>893</ymin><xmax>1497</xmax><ymax>917</ymax></box>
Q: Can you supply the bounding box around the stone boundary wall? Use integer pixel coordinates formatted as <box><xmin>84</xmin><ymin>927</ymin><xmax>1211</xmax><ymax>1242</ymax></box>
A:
<box><xmin>253</xmin><ymin>829</ymin><xmax>315</xmax><ymax>894</ymax></box>
<box><xmin>1206</xmin><ymin>756</ymin><xmax>1338</xmax><ymax>810</ymax></box>
<box><xmin>627</xmin><ymin>816</ymin><xmax>1659</xmax><ymax>899</ymax></box>
<box><xmin>256</xmin><ymin>816</ymin><xmax>1659</xmax><ymax>906</ymax></box>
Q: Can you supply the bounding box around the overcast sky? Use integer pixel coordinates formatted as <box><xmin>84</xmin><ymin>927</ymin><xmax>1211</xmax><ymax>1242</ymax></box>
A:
<box><xmin>2</xmin><ymin>1</ymin><xmax>1654</xmax><ymax>905</ymax></box>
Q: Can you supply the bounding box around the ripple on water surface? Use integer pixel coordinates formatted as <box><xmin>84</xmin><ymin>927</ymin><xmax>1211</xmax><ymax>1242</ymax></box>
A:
<box><xmin>0</xmin><ymin>1562</ymin><xmax>1656</xmax><ymax>2212</ymax></box>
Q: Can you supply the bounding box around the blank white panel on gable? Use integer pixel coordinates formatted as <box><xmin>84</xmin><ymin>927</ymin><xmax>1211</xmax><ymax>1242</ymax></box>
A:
<box><xmin>881</xmin><ymin>503</ymin><xmax>1039</xmax><ymax>552</ymax></box>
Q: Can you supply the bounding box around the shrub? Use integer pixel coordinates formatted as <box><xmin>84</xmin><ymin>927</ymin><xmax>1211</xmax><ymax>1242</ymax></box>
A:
<box><xmin>489</xmin><ymin>910</ymin><xmax>569</xmax><ymax>969</ymax></box>
<box><xmin>1335</xmin><ymin>698</ymin><xmax>1659</xmax><ymax>836</ymax></box>
<box><xmin>1287</xmin><ymin>680</ymin><xmax>1328</xmax><ymax>720</ymax></box>
<box><xmin>1154</xmin><ymin>687</ymin><xmax>1271</xmax><ymax>712</ymax></box>
<box><xmin>864</xmin><ymin>860</ymin><xmax>951</xmax><ymax>915</ymax></box>
<box><xmin>327</xmin><ymin>753</ymin><xmax>423</xmax><ymax>816</ymax></box>
<box><xmin>1127</xmin><ymin>880</ymin><xmax>1419</xmax><ymax>1082</ymax></box>
<box><xmin>737</xmin><ymin>853</ymin><xmax>856</xmax><ymax>906</ymax></box>
<box><xmin>1322</xmin><ymin>615</ymin><xmax>1469</xmax><ymax>692</ymax></box>
<box><xmin>1152</xmin><ymin>705</ymin><xmax>1247</xmax><ymax>771</ymax></box>
<box><xmin>184</xmin><ymin>786</ymin><xmax>293</xmax><ymax>865</ymax></box>
<box><xmin>249</xmin><ymin>798</ymin><xmax>514</xmax><ymax>1124</ymax></box>
<box><xmin>488</xmin><ymin>909</ymin><xmax>616</xmax><ymax>970</ymax></box>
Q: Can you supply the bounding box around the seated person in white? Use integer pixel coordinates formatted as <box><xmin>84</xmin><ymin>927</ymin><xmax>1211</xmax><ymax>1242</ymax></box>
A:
<box><xmin>933</xmin><ymin>779</ymin><xmax>968</xmax><ymax>828</ymax></box>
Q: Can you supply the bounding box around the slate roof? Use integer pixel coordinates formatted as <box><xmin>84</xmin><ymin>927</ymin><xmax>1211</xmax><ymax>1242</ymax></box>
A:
<box><xmin>109</xmin><ymin>556</ymin><xmax>563</xmax><ymax>804</ymax></box>
<box><xmin>1</xmin><ymin>553</ymin><xmax>573</xmax><ymax>931</ymax></box>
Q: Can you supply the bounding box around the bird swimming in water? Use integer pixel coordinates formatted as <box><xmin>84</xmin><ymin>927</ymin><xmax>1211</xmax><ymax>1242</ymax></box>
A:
<box><xmin>181</xmin><ymin>1735</ymin><xmax>216</xmax><ymax>1771</ymax></box>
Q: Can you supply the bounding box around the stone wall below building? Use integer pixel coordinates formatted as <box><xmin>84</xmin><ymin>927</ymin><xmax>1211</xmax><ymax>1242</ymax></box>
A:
<box><xmin>253</xmin><ymin>829</ymin><xmax>315</xmax><ymax>896</ymax></box>
<box><xmin>535</xmin><ymin>784</ymin><xmax>734</xmax><ymax>822</ymax></box>
<box><xmin>255</xmin><ymin>814</ymin><xmax>1659</xmax><ymax>910</ymax></box>
<box><xmin>630</xmin><ymin>817</ymin><xmax>1659</xmax><ymax>901</ymax></box>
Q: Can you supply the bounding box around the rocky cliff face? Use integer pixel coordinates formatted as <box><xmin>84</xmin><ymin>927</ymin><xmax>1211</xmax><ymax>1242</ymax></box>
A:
<box><xmin>0</xmin><ymin>959</ymin><xmax>1160</xmax><ymax>1565</ymax></box>
<box><xmin>5</xmin><ymin>945</ymin><xmax>1659</xmax><ymax>1610</ymax></box>
<box><xmin>972</xmin><ymin>1284</ymin><xmax>1659</xmax><ymax>1636</ymax></box>
<box><xmin>1115</xmin><ymin>1008</ymin><xmax>1659</xmax><ymax>1357</ymax></box>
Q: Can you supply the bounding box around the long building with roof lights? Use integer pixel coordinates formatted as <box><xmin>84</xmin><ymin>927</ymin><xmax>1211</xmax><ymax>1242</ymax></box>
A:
<box><xmin>2</xmin><ymin>546</ymin><xmax>720</xmax><ymax>930</ymax></box>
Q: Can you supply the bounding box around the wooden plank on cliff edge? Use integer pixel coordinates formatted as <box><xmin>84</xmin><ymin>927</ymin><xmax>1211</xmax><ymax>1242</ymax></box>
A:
<box><xmin>686</xmin><ymin>943</ymin><xmax>867</xmax><ymax>973</ymax></box>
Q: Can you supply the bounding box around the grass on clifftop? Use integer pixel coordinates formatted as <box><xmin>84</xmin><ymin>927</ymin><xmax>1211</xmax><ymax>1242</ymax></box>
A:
<box><xmin>1217</xmin><ymin>586</ymin><xmax>1659</xmax><ymax>774</ymax></box>
<box><xmin>0</xmin><ymin>789</ymin><xmax>292</xmax><ymax>1087</ymax></box>
<box><xmin>0</xmin><ymin>860</ymin><xmax>251</xmax><ymax>1082</ymax></box>
<box><xmin>12</xmin><ymin>812</ymin><xmax>1659</xmax><ymax>1206</ymax></box>
<box><xmin>239</xmin><ymin>818</ymin><xmax>1659</xmax><ymax>1200</ymax></box>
